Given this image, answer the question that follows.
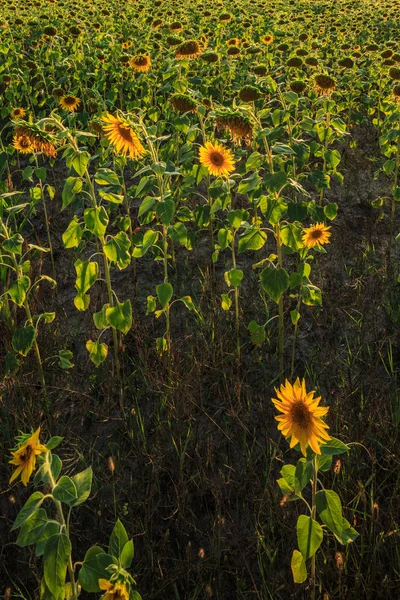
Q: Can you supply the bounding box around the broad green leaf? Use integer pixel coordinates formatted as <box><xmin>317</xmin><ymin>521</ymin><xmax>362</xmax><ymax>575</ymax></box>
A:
<box><xmin>8</xmin><ymin>276</ymin><xmax>30</xmax><ymax>307</ymax></box>
<box><xmin>46</xmin><ymin>437</ymin><xmax>64</xmax><ymax>451</ymax></box>
<box><xmin>58</xmin><ymin>350</ymin><xmax>74</xmax><ymax>370</ymax></box>
<box><xmin>291</xmin><ymin>549</ymin><xmax>307</xmax><ymax>583</ymax></box>
<box><xmin>2</xmin><ymin>233</ymin><xmax>24</xmax><ymax>255</ymax></box>
<box><xmin>297</xmin><ymin>515</ymin><xmax>323</xmax><ymax>560</ymax></box>
<box><xmin>334</xmin><ymin>518</ymin><xmax>358</xmax><ymax>545</ymax></box>
<box><xmin>248</xmin><ymin>321</ymin><xmax>265</xmax><ymax>346</ymax></box>
<box><xmin>281</xmin><ymin>223</ymin><xmax>303</xmax><ymax>251</ymax></box>
<box><xmin>238</xmin><ymin>229</ymin><xmax>267</xmax><ymax>253</ymax></box>
<box><xmin>320</xmin><ymin>437</ymin><xmax>349</xmax><ymax>456</ymax></box>
<box><xmin>53</xmin><ymin>476</ymin><xmax>78</xmax><ymax>504</ymax></box>
<box><xmin>109</xmin><ymin>519</ymin><xmax>129</xmax><ymax>560</ymax></box>
<box><xmin>86</xmin><ymin>340</ymin><xmax>108</xmax><ymax>367</ymax></box>
<box><xmin>103</xmin><ymin>232</ymin><xmax>131</xmax><ymax>269</ymax></box>
<box><xmin>78</xmin><ymin>547</ymin><xmax>115</xmax><ymax>593</ymax></box>
<box><xmin>106</xmin><ymin>300</ymin><xmax>132</xmax><ymax>335</ymax></box>
<box><xmin>221</xmin><ymin>293</ymin><xmax>232</xmax><ymax>310</ymax></box>
<box><xmin>74</xmin><ymin>260</ymin><xmax>99</xmax><ymax>311</ymax></box>
<box><xmin>155</xmin><ymin>199</ymin><xmax>175</xmax><ymax>225</ymax></box>
<box><xmin>12</xmin><ymin>325</ymin><xmax>36</xmax><ymax>356</ymax></box>
<box><xmin>93</xmin><ymin>304</ymin><xmax>110</xmax><ymax>330</ymax></box>
<box><xmin>94</xmin><ymin>168</ymin><xmax>120</xmax><ymax>186</ymax></box>
<box><xmin>264</xmin><ymin>170</ymin><xmax>288</xmax><ymax>193</ymax></box>
<box><xmin>63</xmin><ymin>217</ymin><xmax>83</xmax><ymax>249</ymax></box>
<box><xmin>61</xmin><ymin>177</ymin><xmax>82</xmax><ymax>210</ymax></box>
<box><xmin>132</xmin><ymin>229</ymin><xmax>159</xmax><ymax>258</ymax></box>
<box><xmin>324</xmin><ymin>202</ymin><xmax>338</xmax><ymax>220</ymax></box>
<box><xmin>156</xmin><ymin>283</ymin><xmax>173</xmax><ymax>309</ymax></box>
<box><xmin>71</xmin><ymin>467</ymin><xmax>93</xmax><ymax>506</ymax></box>
<box><xmin>224</xmin><ymin>268</ymin><xmax>243</xmax><ymax>288</ymax></box>
<box><xmin>294</xmin><ymin>458</ymin><xmax>313</xmax><ymax>493</ymax></box>
<box><xmin>316</xmin><ymin>490</ymin><xmax>343</xmax><ymax>537</ymax></box>
<box><xmin>12</xmin><ymin>492</ymin><xmax>44</xmax><ymax>531</ymax></box>
<box><xmin>98</xmin><ymin>191</ymin><xmax>124</xmax><ymax>204</ymax></box>
<box><xmin>84</xmin><ymin>206</ymin><xmax>109</xmax><ymax>238</ymax></box>
<box><xmin>120</xmin><ymin>540</ymin><xmax>134</xmax><ymax>569</ymax></box>
<box><xmin>35</xmin><ymin>521</ymin><xmax>60</xmax><ymax>557</ymax></box>
<box><xmin>260</xmin><ymin>267</ymin><xmax>289</xmax><ymax>303</ymax></box>
<box><xmin>69</xmin><ymin>151</ymin><xmax>90</xmax><ymax>176</ymax></box>
<box><xmin>44</xmin><ymin>534</ymin><xmax>71</xmax><ymax>597</ymax></box>
<box><xmin>16</xmin><ymin>508</ymin><xmax>48</xmax><ymax>547</ymax></box>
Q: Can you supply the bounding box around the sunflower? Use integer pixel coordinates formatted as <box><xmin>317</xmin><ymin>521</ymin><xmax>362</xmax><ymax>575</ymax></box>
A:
<box><xmin>9</xmin><ymin>427</ymin><xmax>48</xmax><ymax>486</ymax></box>
<box><xmin>302</xmin><ymin>222</ymin><xmax>331</xmax><ymax>249</ymax></box>
<box><xmin>11</xmin><ymin>107</ymin><xmax>26</xmax><ymax>119</ymax></box>
<box><xmin>102</xmin><ymin>113</ymin><xmax>145</xmax><ymax>160</ymax></box>
<box><xmin>175</xmin><ymin>40</ymin><xmax>201</xmax><ymax>60</ymax></box>
<box><xmin>98</xmin><ymin>580</ymin><xmax>129</xmax><ymax>600</ymax></box>
<box><xmin>13</xmin><ymin>135</ymin><xmax>34</xmax><ymax>154</ymax></box>
<box><xmin>170</xmin><ymin>93</ymin><xmax>197</xmax><ymax>114</ymax></box>
<box><xmin>199</xmin><ymin>141</ymin><xmax>235</xmax><ymax>178</ymax></box>
<box><xmin>263</xmin><ymin>34</ymin><xmax>273</xmax><ymax>45</ymax></box>
<box><xmin>215</xmin><ymin>108</ymin><xmax>254</xmax><ymax>145</ymax></box>
<box><xmin>271</xmin><ymin>378</ymin><xmax>331</xmax><ymax>456</ymax></box>
<box><xmin>314</xmin><ymin>74</ymin><xmax>336</xmax><ymax>94</ymax></box>
<box><xmin>239</xmin><ymin>85</ymin><xmax>260</xmax><ymax>102</ymax></box>
<box><xmin>393</xmin><ymin>85</ymin><xmax>400</xmax><ymax>102</ymax></box>
<box><xmin>59</xmin><ymin>95</ymin><xmax>81</xmax><ymax>112</ymax></box>
<box><xmin>129</xmin><ymin>55</ymin><xmax>151</xmax><ymax>72</ymax></box>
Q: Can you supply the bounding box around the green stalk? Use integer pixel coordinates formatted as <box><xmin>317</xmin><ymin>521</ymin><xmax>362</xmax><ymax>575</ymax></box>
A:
<box><xmin>33</xmin><ymin>154</ymin><xmax>55</xmax><ymax>276</ymax></box>
<box><xmin>319</xmin><ymin>106</ymin><xmax>330</xmax><ymax>206</ymax></box>
<box><xmin>311</xmin><ymin>456</ymin><xmax>318</xmax><ymax>600</ymax></box>
<box><xmin>231</xmin><ymin>233</ymin><xmax>240</xmax><ymax>360</ymax></box>
<box><xmin>276</xmin><ymin>223</ymin><xmax>284</xmax><ymax>381</ymax></box>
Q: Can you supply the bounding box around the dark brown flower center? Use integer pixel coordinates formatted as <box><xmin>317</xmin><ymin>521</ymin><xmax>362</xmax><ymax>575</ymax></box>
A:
<box><xmin>117</xmin><ymin>124</ymin><xmax>133</xmax><ymax>143</ymax></box>
<box><xmin>210</xmin><ymin>151</ymin><xmax>224</xmax><ymax>167</ymax></box>
<box><xmin>20</xmin><ymin>444</ymin><xmax>33</xmax><ymax>461</ymax></box>
<box><xmin>64</xmin><ymin>96</ymin><xmax>76</xmax><ymax>105</ymax></box>
<box><xmin>290</xmin><ymin>401</ymin><xmax>311</xmax><ymax>428</ymax></box>
<box><xmin>310</xmin><ymin>229</ymin><xmax>323</xmax><ymax>239</ymax></box>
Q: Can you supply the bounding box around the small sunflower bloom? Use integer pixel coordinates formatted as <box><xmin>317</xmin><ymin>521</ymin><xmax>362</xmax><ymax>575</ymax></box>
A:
<box><xmin>129</xmin><ymin>55</ymin><xmax>151</xmax><ymax>72</ymax></box>
<box><xmin>11</xmin><ymin>107</ymin><xmax>26</xmax><ymax>119</ymax></box>
<box><xmin>59</xmin><ymin>95</ymin><xmax>81</xmax><ymax>112</ymax></box>
<box><xmin>13</xmin><ymin>135</ymin><xmax>34</xmax><ymax>154</ymax></box>
<box><xmin>302</xmin><ymin>222</ymin><xmax>331</xmax><ymax>249</ymax></box>
<box><xmin>199</xmin><ymin>141</ymin><xmax>236</xmax><ymax>177</ymax></box>
<box><xmin>272</xmin><ymin>378</ymin><xmax>331</xmax><ymax>456</ymax></box>
<box><xmin>98</xmin><ymin>580</ymin><xmax>129</xmax><ymax>600</ymax></box>
<box><xmin>9</xmin><ymin>427</ymin><xmax>48</xmax><ymax>486</ymax></box>
<box><xmin>101</xmin><ymin>113</ymin><xmax>145</xmax><ymax>160</ymax></box>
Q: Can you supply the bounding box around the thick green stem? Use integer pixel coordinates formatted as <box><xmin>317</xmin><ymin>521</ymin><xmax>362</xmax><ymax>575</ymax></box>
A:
<box><xmin>319</xmin><ymin>110</ymin><xmax>330</xmax><ymax>206</ymax></box>
<box><xmin>276</xmin><ymin>223</ymin><xmax>284</xmax><ymax>381</ymax></box>
<box><xmin>290</xmin><ymin>291</ymin><xmax>302</xmax><ymax>380</ymax></box>
<box><xmin>311</xmin><ymin>456</ymin><xmax>318</xmax><ymax>600</ymax></box>
<box><xmin>231</xmin><ymin>235</ymin><xmax>240</xmax><ymax>360</ymax></box>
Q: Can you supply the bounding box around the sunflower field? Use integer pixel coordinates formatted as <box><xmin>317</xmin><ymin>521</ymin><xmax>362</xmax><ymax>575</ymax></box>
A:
<box><xmin>1</xmin><ymin>0</ymin><xmax>400</xmax><ymax>598</ymax></box>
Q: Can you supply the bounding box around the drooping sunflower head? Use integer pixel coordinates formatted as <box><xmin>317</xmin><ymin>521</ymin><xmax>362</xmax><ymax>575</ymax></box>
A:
<box><xmin>199</xmin><ymin>140</ymin><xmax>236</xmax><ymax>178</ymax></box>
<box><xmin>227</xmin><ymin>37</ymin><xmax>240</xmax><ymax>47</ymax></box>
<box><xmin>14</xmin><ymin>124</ymin><xmax>57</xmax><ymax>158</ymax></box>
<box><xmin>253</xmin><ymin>64</ymin><xmax>268</xmax><ymax>76</ymax></box>
<box><xmin>239</xmin><ymin>85</ymin><xmax>260</xmax><ymax>103</ymax></box>
<box><xmin>166</xmin><ymin>35</ymin><xmax>182</xmax><ymax>47</ymax></box>
<box><xmin>271</xmin><ymin>378</ymin><xmax>331</xmax><ymax>456</ymax></box>
<box><xmin>175</xmin><ymin>40</ymin><xmax>201</xmax><ymax>60</ymax></box>
<box><xmin>215</xmin><ymin>107</ymin><xmax>254</xmax><ymax>145</ymax></box>
<box><xmin>287</xmin><ymin>56</ymin><xmax>303</xmax><ymax>68</ymax></box>
<box><xmin>59</xmin><ymin>95</ymin><xmax>81</xmax><ymax>112</ymax></box>
<box><xmin>9</xmin><ymin>427</ymin><xmax>49</xmax><ymax>486</ymax></box>
<box><xmin>170</xmin><ymin>21</ymin><xmax>183</xmax><ymax>32</ymax></box>
<box><xmin>43</xmin><ymin>25</ymin><xmax>57</xmax><ymax>36</ymax></box>
<box><xmin>129</xmin><ymin>55</ymin><xmax>151</xmax><ymax>72</ymax></box>
<box><xmin>219</xmin><ymin>13</ymin><xmax>232</xmax><ymax>23</ymax></box>
<box><xmin>10</xmin><ymin>107</ymin><xmax>26</xmax><ymax>119</ymax></box>
<box><xmin>227</xmin><ymin>46</ymin><xmax>240</xmax><ymax>58</ymax></box>
<box><xmin>201</xmin><ymin>51</ymin><xmax>219</xmax><ymax>63</ymax></box>
<box><xmin>302</xmin><ymin>222</ymin><xmax>331</xmax><ymax>249</ymax></box>
<box><xmin>338</xmin><ymin>57</ymin><xmax>354</xmax><ymax>69</ymax></box>
<box><xmin>170</xmin><ymin>93</ymin><xmax>197</xmax><ymax>114</ymax></box>
<box><xmin>290</xmin><ymin>80</ymin><xmax>307</xmax><ymax>94</ymax></box>
<box><xmin>314</xmin><ymin>74</ymin><xmax>336</xmax><ymax>94</ymax></box>
<box><xmin>389</xmin><ymin>67</ymin><xmax>400</xmax><ymax>81</ymax></box>
<box><xmin>393</xmin><ymin>85</ymin><xmax>400</xmax><ymax>102</ymax></box>
<box><xmin>101</xmin><ymin>113</ymin><xmax>145</xmax><ymax>160</ymax></box>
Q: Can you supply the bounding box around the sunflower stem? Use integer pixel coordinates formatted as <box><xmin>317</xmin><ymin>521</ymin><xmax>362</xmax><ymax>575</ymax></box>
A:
<box><xmin>276</xmin><ymin>223</ymin><xmax>284</xmax><ymax>381</ymax></box>
<box><xmin>311</xmin><ymin>456</ymin><xmax>318</xmax><ymax>600</ymax></box>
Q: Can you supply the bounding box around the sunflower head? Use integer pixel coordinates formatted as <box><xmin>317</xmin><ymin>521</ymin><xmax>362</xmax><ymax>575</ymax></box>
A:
<box><xmin>170</xmin><ymin>93</ymin><xmax>197</xmax><ymax>114</ymax></box>
<box><xmin>287</xmin><ymin>56</ymin><xmax>303</xmax><ymax>68</ymax></box>
<box><xmin>338</xmin><ymin>57</ymin><xmax>354</xmax><ymax>69</ymax></box>
<box><xmin>215</xmin><ymin>107</ymin><xmax>254</xmax><ymax>145</ymax></box>
<box><xmin>9</xmin><ymin>427</ymin><xmax>49</xmax><ymax>486</ymax></box>
<box><xmin>129</xmin><ymin>55</ymin><xmax>151</xmax><ymax>72</ymax></box>
<box><xmin>13</xmin><ymin>135</ymin><xmax>34</xmax><ymax>154</ymax></box>
<box><xmin>175</xmin><ymin>40</ymin><xmax>201</xmax><ymax>60</ymax></box>
<box><xmin>239</xmin><ymin>85</ymin><xmax>260</xmax><ymax>103</ymax></box>
<box><xmin>314</xmin><ymin>74</ymin><xmax>336</xmax><ymax>94</ymax></box>
<box><xmin>59</xmin><ymin>95</ymin><xmax>81</xmax><ymax>112</ymax></box>
<box><xmin>11</xmin><ymin>107</ymin><xmax>26</xmax><ymax>119</ymax></box>
<box><xmin>166</xmin><ymin>35</ymin><xmax>182</xmax><ymax>47</ymax></box>
<box><xmin>253</xmin><ymin>64</ymin><xmax>268</xmax><ymax>76</ymax></box>
<box><xmin>199</xmin><ymin>141</ymin><xmax>236</xmax><ymax>178</ymax></box>
<box><xmin>393</xmin><ymin>85</ymin><xmax>400</xmax><ymax>102</ymax></box>
<box><xmin>101</xmin><ymin>113</ymin><xmax>145</xmax><ymax>160</ymax></box>
<box><xmin>302</xmin><ymin>222</ymin><xmax>331</xmax><ymax>249</ymax></box>
<box><xmin>263</xmin><ymin>34</ymin><xmax>273</xmax><ymax>45</ymax></box>
<box><xmin>290</xmin><ymin>80</ymin><xmax>307</xmax><ymax>94</ymax></box>
<box><xmin>14</xmin><ymin>124</ymin><xmax>57</xmax><ymax>158</ymax></box>
<box><xmin>389</xmin><ymin>67</ymin><xmax>400</xmax><ymax>81</ymax></box>
<box><xmin>271</xmin><ymin>378</ymin><xmax>331</xmax><ymax>456</ymax></box>
<box><xmin>227</xmin><ymin>46</ymin><xmax>240</xmax><ymax>57</ymax></box>
<box><xmin>99</xmin><ymin>579</ymin><xmax>130</xmax><ymax>600</ymax></box>
<box><xmin>201</xmin><ymin>51</ymin><xmax>219</xmax><ymax>63</ymax></box>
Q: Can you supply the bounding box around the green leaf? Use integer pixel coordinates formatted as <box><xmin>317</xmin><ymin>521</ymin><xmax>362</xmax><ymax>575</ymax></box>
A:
<box><xmin>280</xmin><ymin>223</ymin><xmax>303</xmax><ymax>251</ymax></box>
<box><xmin>297</xmin><ymin>515</ymin><xmax>323</xmax><ymax>560</ymax></box>
<box><xmin>221</xmin><ymin>293</ymin><xmax>232</xmax><ymax>310</ymax></box>
<box><xmin>62</xmin><ymin>217</ymin><xmax>83</xmax><ymax>249</ymax></box>
<box><xmin>227</xmin><ymin>209</ymin><xmax>248</xmax><ymax>229</ymax></box>
<box><xmin>238</xmin><ymin>172</ymin><xmax>261</xmax><ymax>194</ymax></box>
<box><xmin>156</xmin><ymin>282</ymin><xmax>173</xmax><ymax>309</ymax></box>
<box><xmin>35</xmin><ymin>521</ymin><xmax>60</xmax><ymax>557</ymax></box>
<box><xmin>317</xmin><ymin>454</ymin><xmax>332</xmax><ymax>472</ymax></box>
<box><xmin>316</xmin><ymin>490</ymin><xmax>343</xmax><ymax>537</ymax></box>
<box><xmin>106</xmin><ymin>300</ymin><xmax>132</xmax><ymax>335</ymax></box>
<box><xmin>93</xmin><ymin>304</ymin><xmax>110</xmax><ymax>330</ymax></box>
<box><xmin>53</xmin><ymin>476</ymin><xmax>78</xmax><ymax>504</ymax></box>
<box><xmin>98</xmin><ymin>191</ymin><xmax>124</xmax><ymax>204</ymax></box>
<box><xmin>61</xmin><ymin>177</ymin><xmax>82</xmax><ymax>210</ymax></box>
<box><xmin>320</xmin><ymin>437</ymin><xmax>349</xmax><ymax>456</ymax></box>
<box><xmin>224</xmin><ymin>268</ymin><xmax>243</xmax><ymax>288</ymax></box>
<box><xmin>71</xmin><ymin>467</ymin><xmax>93</xmax><ymax>506</ymax></box>
<box><xmin>324</xmin><ymin>202</ymin><xmax>338</xmax><ymax>220</ymax></box>
<box><xmin>109</xmin><ymin>519</ymin><xmax>129</xmax><ymax>560</ymax></box>
<box><xmin>264</xmin><ymin>170</ymin><xmax>288</xmax><ymax>193</ymax></box>
<box><xmin>291</xmin><ymin>549</ymin><xmax>307</xmax><ymax>583</ymax></box>
<box><xmin>78</xmin><ymin>547</ymin><xmax>115</xmax><ymax>593</ymax></box>
<box><xmin>84</xmin><ymin>206</ymin><xmax>109</xmax><ymax>238</ymax></box>
<box><xmin>46</xmin><ymin>437</ymin><xmax>64</xmax><ymax>451</ymax></box>
<box><xmin>74</xmin><ymin>260</ymin><xmax>99</xmax><ymax>311</ymax></box>
<box><xmin>4</xmin><ymin>352</ymin><xmax>20</xmax><ymax>377</ymax></box>
<box><xmin>94</xmin><ymin>168</ymin><xmax>120</xmax><ymax>186</ymax></box>
<box><xmin>290</xmin><ymin>309</ymin><xmax>300</xmax><ymax>325</ymax></box>
<box><xmin>248</xmin><ymin>320</ymin><xmax>265</xmax><ymax>346</ymax></box>
<box><xmin>58</xmin><ymin>350</ymin><xmax>74</xmax><ymax>370</ymax></box>
<box><xmin>132</xmin><ymin>229</ymin><xmax>159</xmax><ymax>258</ymax></box>
<box><xmin>12</xmin><ymin>325</ymin><xmax>36</xmax><ymax>356</ymax></box>
<box><xmin>155</xmin><ymin>199</ymin><xmax>175</xmax><ymax>225</ymax></box>
<box><xmin>103</xmin><ymin>232</ymin><xmax>131</xmax><ymax>270</ymax></box>
<box><xmin>86</xmin><ymin>340</ymin><xmax>108</xmax><ymax>367</ymax></box>
<box><xmin>334</xmin><ymin>518</ymin><xmax>358</xmax><ymax>545</ymax></box>
<box><xmin>238</xmin><ymin>228</ymin><xmax>267</xmax><ymax>253</ymax></box>
<box><xmin>294</xmin><ymin>458</ymin><xmax>313</xmax><ymax>494</ymax></box>
<box><xmin>44</xmin><ymin>534</ymin><xmax>71</xmax><ymax>597</ymax></box>
<box><xmin>69</xmin><ymin>151</ymin><xmax>90</xmax><ymax>176</ymax></box>
<box><xmin>260</xmin><ymin>267</ymin><xmax>289</xmax><ymax>303</ymax></box>
<box><xmin>12</xmin><ymin>492</ymin><xmax>44</xmax><ymax>531</ymax></box>
<box><xmin>8</xmin><ymin>276</ymin><xmax>30</xmax><ymax>307</ymax></box>
<box><xmin>120</xmin><ymin>540</ymin><xmax>134</xmax><ymax>569</ymax></box>
<box><xmin>2</xmin><ymin>233</ymin><xmax>24</xmax><ymax>255</ymax></box>
<box><xmin>16</xmin><ymin>508</ymin><xmax>48</xmax><ymax>547</ymax></box>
